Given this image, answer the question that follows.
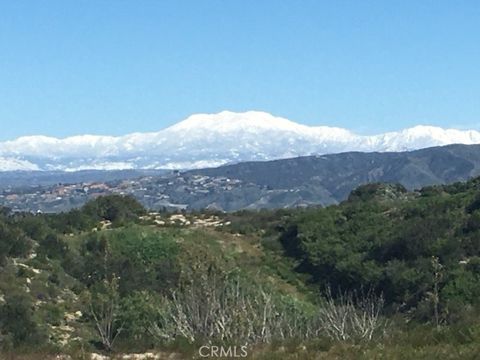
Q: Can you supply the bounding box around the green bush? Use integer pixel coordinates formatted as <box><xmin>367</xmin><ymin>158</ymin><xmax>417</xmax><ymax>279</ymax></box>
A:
<box><xmin>0</xmin><ymin>293</ymin><xmax>44</xmax><ymax>347</ymax></box>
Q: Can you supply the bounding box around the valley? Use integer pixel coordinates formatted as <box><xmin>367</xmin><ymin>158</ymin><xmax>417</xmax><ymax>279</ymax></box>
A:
<box><xmin>2</xmin><ymin>144</ymin><xmax>480</xmax><ymax>213</ymax></box>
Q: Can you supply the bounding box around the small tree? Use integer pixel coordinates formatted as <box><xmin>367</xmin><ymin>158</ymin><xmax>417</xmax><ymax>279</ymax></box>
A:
<box><xmin>86</xmin><ymin>275</ymin><xmax>124</xmax><ymax>351</ymax></box>
<box><xmin>429</xmin><ymin>256</ymin><xmax>443</xmax><ymax>329</ymax></box>
<box><xmin>84</xmin><ymin>241</ymin><xmax>124</xmax><ymax>351</ymax></box>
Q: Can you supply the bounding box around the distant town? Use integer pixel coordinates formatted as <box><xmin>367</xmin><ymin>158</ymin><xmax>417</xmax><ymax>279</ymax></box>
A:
<box><xmin>0</xmin><ymin>171</ymin><xmax>250</xmax><ymax>213</ymax></box>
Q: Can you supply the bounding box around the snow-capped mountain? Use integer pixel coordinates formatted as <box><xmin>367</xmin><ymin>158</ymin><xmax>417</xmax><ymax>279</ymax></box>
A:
<box><xmin>1</xmin><ymin>111</ymin><xmax>480</xmax><ymax>171</ymax></box>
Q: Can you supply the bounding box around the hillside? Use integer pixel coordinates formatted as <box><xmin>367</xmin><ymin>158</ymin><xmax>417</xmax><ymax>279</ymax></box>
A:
<box><xmin>2</xmin><ymin>178</ymin><xmax>480</xmax><ymax>358</ymax></box>
<box><xmin>189</xmin><ymin>143</ymin><xmax>480</xmax><ymax>206</ymax></box>
<box><xmin>2</xmin><ymin>144</ymin><xmax>480</xmax><ymax>213</ymax></box>
<box><xmin>0</xmin><ymin>169</ymin><xmax>167</xmax><ymax>189</ymax></box>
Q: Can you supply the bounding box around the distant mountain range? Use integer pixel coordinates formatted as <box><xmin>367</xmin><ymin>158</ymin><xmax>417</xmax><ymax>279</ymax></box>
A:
<box><xmin>0</xmin><ymin>170</ymin><xmax>167</xmax><ymax>189</ymax></box>
<box><xmin>1</xmin><ymin>111</ymin><xmax>480</xmax><ymax>171</ymax></box>
<box><xmin>2</xmin><ymin>144</ymin><xmax>480</xmax><ymax>212</ymax></box>
<box><xmin>187</xmin><ymin>143</ymin><xmax>480</xmax><ymax>208</ymax></box>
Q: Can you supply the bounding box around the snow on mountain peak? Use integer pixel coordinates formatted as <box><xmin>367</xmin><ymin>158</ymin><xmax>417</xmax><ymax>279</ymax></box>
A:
<box><xmin>0</xmin><ymin>111</ymin><xmax>479</xmax><ymax>171</ymax></box>
<box><xmin>166</xmin><ymin>110</ymin><xmax>304</xmax><ymax>133</ymax></box>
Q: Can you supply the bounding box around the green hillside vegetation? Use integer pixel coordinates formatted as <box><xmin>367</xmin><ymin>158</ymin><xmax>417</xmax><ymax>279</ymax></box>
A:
<box><xmin>1</xmin><ymin>179</ymin><xmax>480</xmax><ymax>359</ymax></box>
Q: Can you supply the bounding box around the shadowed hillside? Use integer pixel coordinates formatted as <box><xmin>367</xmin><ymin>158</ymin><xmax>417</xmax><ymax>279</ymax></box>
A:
<box><xmin>191</xmin><ymin>144</ymin><xmax>480</xmax><ymax>205</ymax></box>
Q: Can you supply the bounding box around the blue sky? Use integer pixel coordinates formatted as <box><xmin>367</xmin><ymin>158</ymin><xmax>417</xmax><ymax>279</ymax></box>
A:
<box><xmin>0</xmin><ymin>1</ymin><xmax>479</xmax><ymax>140</ymax></box>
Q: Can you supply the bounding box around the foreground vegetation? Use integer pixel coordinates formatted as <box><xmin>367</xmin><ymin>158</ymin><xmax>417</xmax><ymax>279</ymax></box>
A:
<box><xmin>1</xmin><ymin>178</ymin><xmax>480</xmax><ymax>358</ymax></box>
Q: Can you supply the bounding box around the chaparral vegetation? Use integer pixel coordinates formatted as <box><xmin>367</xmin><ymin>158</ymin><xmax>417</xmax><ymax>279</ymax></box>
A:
<box><xmin>2</xmin><ymin>178</ymin><xmax>480</xmax><ymax>359</ymax></box>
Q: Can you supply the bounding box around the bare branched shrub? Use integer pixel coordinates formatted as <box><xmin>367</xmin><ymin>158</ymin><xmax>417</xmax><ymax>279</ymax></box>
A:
<box><xmin>85</xmin><ymin>244</ymin><xmax>124</xmax><ymax>351</ymax></box>
<box><xmin>316</xmin><ymin>287</ymin><xmax>389</xmax><ymax>341</ymax></box>
<box><xmin>147</xmin><ymin>271</ymin><xmax>388</xmax><ymax>345</ymax></box>
<box><xmin>88</xmin><ymin>275</ymin><xmax>125</xmax><ymax>351</ymax></box>
<box><xmin>148</xmin><ymin>272</ymin><xmax>312</xmax><ymax>344</ymax></box>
